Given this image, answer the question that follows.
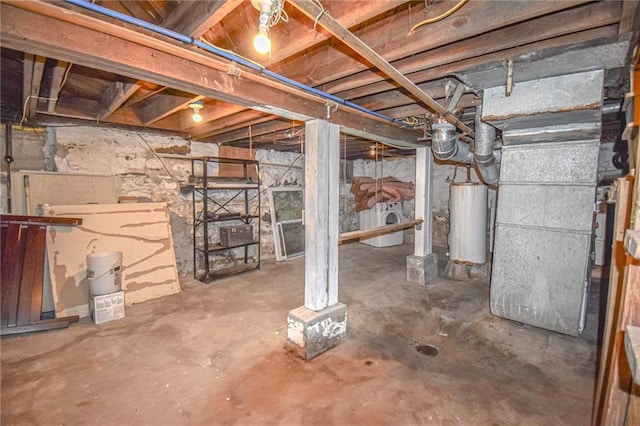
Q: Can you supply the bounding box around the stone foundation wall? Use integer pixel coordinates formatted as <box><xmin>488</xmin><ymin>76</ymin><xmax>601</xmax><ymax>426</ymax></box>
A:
<box><xmin>2</xmin><ymin>125</ymin><xmax>502</xmax><ymax>274</ymax></box>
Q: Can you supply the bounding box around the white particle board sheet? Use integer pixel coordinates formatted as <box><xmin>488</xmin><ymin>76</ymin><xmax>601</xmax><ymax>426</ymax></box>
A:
<box><xmin>44</xmin><ymin>202</ymin><xmax>180</xmax><ymax>318</ymax></box>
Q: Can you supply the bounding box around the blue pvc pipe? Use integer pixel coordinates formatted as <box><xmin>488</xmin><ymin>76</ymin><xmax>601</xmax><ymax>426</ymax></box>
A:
<box><xmin>64</xmin><ymin>0</ymin><xmax>407</xmax><ymax>126</ymax></box>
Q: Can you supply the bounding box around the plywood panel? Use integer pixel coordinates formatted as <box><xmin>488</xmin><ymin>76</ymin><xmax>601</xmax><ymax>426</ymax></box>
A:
<box><xmin>217</xmin><ymin>146</ymin><xmax>259</xmax><ymax>181</ymax></box>
<box><xmin>11</xmin><ymin>171</ymin><xmax>119</xmax><ymax>215</ymax></box>
<box><xmin>44</xmin><ymin>203</ymin><xmax>180</xmax><ymax>318</ymax></box>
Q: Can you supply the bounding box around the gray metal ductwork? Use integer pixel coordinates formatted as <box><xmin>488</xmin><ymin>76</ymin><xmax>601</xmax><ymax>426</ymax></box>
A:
<box><xmin>474</xmin><ymin>107</ymin><xmax>500</xmax><ymax>185</ymax></box>
<box><xmin>431</xmin><ymin>121</ymin><xmax>474</xmax><ymax>164</ymax></box>
<box><xmin>431</xmin><ymin>110</ymin><xmax>500</xmax><ymax>185</ymax></box>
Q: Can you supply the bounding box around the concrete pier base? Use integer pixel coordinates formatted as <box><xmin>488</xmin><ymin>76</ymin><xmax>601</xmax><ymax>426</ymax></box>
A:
<box><xmin>406</xmin><ymin>253</ymin><xmax>438</xmax><ymax>285</ymax></box>
<box><xmin>286</xmin><ymin>303</ymin><xmax>347</xmax><ymax>361</ymax></box>
<box><xmin>444</xmin><ymin>260</ymin><xmax>491</xmax><ymax>280</ymax></box>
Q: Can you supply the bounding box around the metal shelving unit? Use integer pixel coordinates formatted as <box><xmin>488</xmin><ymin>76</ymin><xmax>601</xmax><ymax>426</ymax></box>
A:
<box><xmin>189</xmin><ymin>157</ymin><xmax>260</xmax><ymax>283</ymax></box>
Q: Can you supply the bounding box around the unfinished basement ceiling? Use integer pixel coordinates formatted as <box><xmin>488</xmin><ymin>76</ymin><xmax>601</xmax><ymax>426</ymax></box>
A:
<box><xmin>1</xmin><ymin>0</ymin><xmax>638</xmax><ymax>158</ymax></box>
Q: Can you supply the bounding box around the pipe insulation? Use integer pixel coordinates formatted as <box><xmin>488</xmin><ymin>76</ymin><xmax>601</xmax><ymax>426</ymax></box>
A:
<box><xmin>474</xmin><ymin>107</ymin><xmax>500</xmax><ymax>185</ymax></box>
<box><xmin>63</xmin><ymin>0</ymin><xmax>406</xmax><ymax>127</ymax></box>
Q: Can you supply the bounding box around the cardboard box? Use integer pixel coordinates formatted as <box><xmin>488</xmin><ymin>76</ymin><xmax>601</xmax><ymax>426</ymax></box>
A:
<box><xmin>90</xmin><ymin>291</ymin><xmax>125</xmax><ymax>324</ymax></box>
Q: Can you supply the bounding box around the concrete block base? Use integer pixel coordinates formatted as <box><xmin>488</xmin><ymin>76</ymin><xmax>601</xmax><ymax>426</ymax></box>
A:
<box><xmin>406</xmin><ymin>253</ymin><xmax>438</xmax><ymax>285</ymax></box>
<box><xmin>286</xmin><ymin>303</ymin><xmax>347</xmax><ymax>361</ymax></box>
<box><xmin>444</xmin><ymin>261</ymin><xmax>491</xmax><ymax>280</ymax></box>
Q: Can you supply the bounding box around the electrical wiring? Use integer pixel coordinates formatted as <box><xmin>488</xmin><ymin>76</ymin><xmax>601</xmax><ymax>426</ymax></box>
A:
<box><xmin>401</xmin><ymin>116</ymin><xmax>420</xmax><ymax>126</ymax></box>
<box><xmin>408</xmin><ymin>0</ymin><xmax>468</xmax><ymax>34</ymax></box>
<box><xmin>311</xmin><ymin>0</ymin><xmax>325</xmax><ymax>30</ymax></box>
<box><xmin>269</xmin><ymin>0</ymin><xmax>289</xmax><ymax>26</ymax></box>
<box><xmin>133</xmin><ymin>130</ymin><xmax>183</xmax><ymax>184</ymax></box>
<box><xmin>20</xmin><ymin>96</ymin><xmax>58</xmax><ymax>126</ymax></box>
<box><xmin>260</xmin><ymin>153</ymin><xmax>303</xmax><ymax>195</ymax></box>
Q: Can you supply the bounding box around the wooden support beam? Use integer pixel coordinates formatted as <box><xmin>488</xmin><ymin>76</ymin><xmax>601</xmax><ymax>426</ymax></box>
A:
<box><xmin>263</xmin><ymin>0</ymin><xmax>407</xmax><ymax>65</ymax></box>
<box><xmin>620</xmin><ymin>0</ymin><xmax>640</xmax><ymax>34</ymax></box>
<box><xmin>593</xmin><ymin>176</ymin><xmax>634</xmax><ymax>425</ymax></box>
<box><xmin>98</xmin><ymin>81</ymin><xmax>139</xmax><ymax>120</ymax></box>
<box><xmin>331</xmin><ymin>25</ymin><xmax>619</xmax><ymax>103</ymax></box>
<box><xmin>22</xmin><ymin>54</ymin><xmax>46</xmax><ymax>122</ymax></box>
<box><xmin>339</xmin><ymin>219</ymin><xmax>422</xmax><ymax>245</ymax></box>
<box><xmin>183</xmin><ymin>103</ymin><xmax>252</xmax><ymax>132</ymax></box>
<box><xmin>120</xmin><ymin>0</ymin><xmax>163</xmax><ymax>23</ymax></box>
<box><xmin>323</xmin><ymin>1</ymin><xmax>621</xmax><ymax>96</ymax></box>
<box><xmin>1</xmin><ymin>1</ymin><xmax>419</xmax><ymax>147</ymax></box>
<box><xmin>22</xmin><ymin>53</ymin><xmax>34</xmax><ymax>121</ymax></box>
<box><xmin>141</xmin><ymin>93</ymin><xmax>203</xmax><ymax>125</ymax></box>
<box><xmin>269</xmin><ymin>1</ymin><xmax>592</xmax><ymax>96</ymax></box>
<box><xmin>289</xmin><ymin>0</ymin><xmax>474</xmax><ymax>136</ymax></box>
<box><xmin>414</xmin><ymin>147</ymin><xmax>433</xmax><ymax>257</ymax></box>
<box><xmin>163</xmin><ymin>0</ymin><xmax>243</xmax><ymax>38</ymax></box>
<box><xmin>98</xmin><ymin>0</ymin><xmax>241</xmax><ymax>121</ymax></box>
<box><xmin>304</xmin><ymin>120</ymin><xmax>339</xmax><ymax>310</ymax></box>
<box><xmin>213</xmin><ymin>119</ymin><xmax>300</xmax><ymax>145</ymax></box>
<box><xmin>47</xmin><ymin>60</ymin><xmax>69</xmax><ymax>113</ymax></box>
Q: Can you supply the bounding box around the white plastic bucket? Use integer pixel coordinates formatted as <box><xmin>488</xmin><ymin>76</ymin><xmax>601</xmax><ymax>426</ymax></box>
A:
<box><xmin>87</xmin><ymin>251</ymin><xmax>122</xmax><ymax>296</ymax></box>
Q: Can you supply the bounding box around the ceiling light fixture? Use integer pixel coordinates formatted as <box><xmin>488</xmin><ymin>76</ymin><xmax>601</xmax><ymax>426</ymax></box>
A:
<box><xmin>252</xmin><ymin>0</ymin><xmax>273</xmax><ymax>54</ymax></box>
<box><xmin>189</xmin><ymin>100</ymin><xmax>203</xmax><ymax>123</ymax></box>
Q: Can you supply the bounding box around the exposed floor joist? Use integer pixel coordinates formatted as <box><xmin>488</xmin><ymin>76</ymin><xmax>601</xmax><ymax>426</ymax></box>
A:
<box><xmin>1</xmin><ymin>1</ymin><xmax>419</xmax><ymax>148</ymax></box>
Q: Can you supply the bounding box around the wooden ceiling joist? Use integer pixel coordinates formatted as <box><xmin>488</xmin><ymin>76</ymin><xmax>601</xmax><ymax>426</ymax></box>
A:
<box><xmin>322</xmin><ymin>1</ymin><xmax>621</xmax><ymax>96</ymax></box>
<box><xmin>255</xmin><ymin>0</ymin><xmax>406</xmax><ymax>65</ymax></box>
<box><xmin>46</xmin><ymin>60</ymin><xmax>70</xmax><ymax>113</ymax></box>
<box><xmin>140</xmin><ymin>93</ymin><xmax>203</xmax><ymax>125</ymax></box>
<box><xmin>22</xmin><ymin>54</ymin><xmax>46</xmax><ymax>122</ymax></box>
<box><xmin>289</xmin><ymin>0</ymin><xmax>473</xmax><ymax>136</ymax></box>
<box><xmin>191</xmin><ymin>110</ymin><xmax>271</xmax><ymax>139</ymax></box>
<box><xmin>162</xmin><ymin>0</ymin><xmax>244</xmax><ymax>39</ymax></box>
<box><xmin>97</xmin><ymin>81</ymin><xmax>139</xmax><ymax>120</ymax></box>
<box><xmin>98</xmin><ymin>0</ymin><xmax>243</xmax><ymax>123</ymax></box>
<box><xmin>1</xmin><ymin>1</ymin><xmax>419</xmax><ymax>147</ymax></box>
<box><xmin>266</xmin><ymin>0</ymin><xmax>592</xmax><ymax>97</ymax></box>
<box><xmin>187</xmin><ymin>0</ymin><xmax>406</xmax><ymax>130</ymax></box>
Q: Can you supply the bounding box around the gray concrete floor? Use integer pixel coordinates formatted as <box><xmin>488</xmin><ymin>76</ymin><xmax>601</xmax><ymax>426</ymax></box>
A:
<box><xmin>1</xmin><ymin>243</ymin><xmax>599</xmax><ymax>425</ymax></box>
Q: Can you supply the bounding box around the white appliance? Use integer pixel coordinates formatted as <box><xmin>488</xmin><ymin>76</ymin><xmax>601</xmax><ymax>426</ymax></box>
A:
<box><xmin>449</xmin><ymin>182</ymin><xmax>488</xmax><ymax>264</ymax></box>
<box><xmin>359</xmin><ymin>202</ymin><xmax>404</xmax><ymax>247</ymax></box>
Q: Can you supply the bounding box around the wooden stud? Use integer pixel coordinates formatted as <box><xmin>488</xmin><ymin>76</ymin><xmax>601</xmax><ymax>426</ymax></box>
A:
<box><xmin>339</xmin><ymin>219</ymin><xmax>422</xmax><ymax>245</ymax></box>
<box><xmin>47</xmin><ymin>60</ymin><xmax>70</xmax><ymax>113</ymax></box>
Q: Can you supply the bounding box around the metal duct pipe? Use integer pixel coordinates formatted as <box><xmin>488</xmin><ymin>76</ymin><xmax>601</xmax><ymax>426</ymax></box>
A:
<box><xmin>474</xmin><ymin>107</ymin><xmax>500</xmax><ymax>185</ymax></box>
<box><xmin>431</xmin><ymin>122</ymin><xmax>474</xmax><ymax>164</ymax></box>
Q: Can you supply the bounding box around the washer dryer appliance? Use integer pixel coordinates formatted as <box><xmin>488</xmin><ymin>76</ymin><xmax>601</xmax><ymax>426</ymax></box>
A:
<box><xmin>359</xmin><ymin>202</ymin><xmax>404</xmax><ymax>247</ymax></box>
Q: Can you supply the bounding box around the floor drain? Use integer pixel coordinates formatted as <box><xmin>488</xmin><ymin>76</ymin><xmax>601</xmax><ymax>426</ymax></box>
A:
<box><xmin>416</xmin><ymin>344</ymin><xmax>439</xmax><ymax>356</ymax></box>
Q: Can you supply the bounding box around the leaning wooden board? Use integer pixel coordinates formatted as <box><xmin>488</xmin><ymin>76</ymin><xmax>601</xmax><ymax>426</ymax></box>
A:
<box><xmin>44</xmin><ymin>203</ymin><xmax>180</xmax><ymax>318</ymax></box>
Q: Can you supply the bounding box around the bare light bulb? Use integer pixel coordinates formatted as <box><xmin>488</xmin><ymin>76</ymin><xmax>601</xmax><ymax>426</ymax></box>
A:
<box><xmin>254</xmin><ymin>26</ymin><xmax>271</xmax><ymax>54</ymax></box>
<box><xmin>189</xmin><ymin>100</ymin><xmax>204</xmax><ymax>123</ymax></box>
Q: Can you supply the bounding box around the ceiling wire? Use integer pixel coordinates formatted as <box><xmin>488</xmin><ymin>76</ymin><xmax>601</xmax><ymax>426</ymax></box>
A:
<box><xmin>311</xmin><ymin>0</ymin><xmax>325</xmax><ymax>30</ymax></box>
<box><xmin>134</xmin><ymin>130</ymin><xmax>182</xmax><ymax>184</ymax></box>
<box><xmin>408</xmin><ymin>0</ymin><xmax>468</xmax><ymax>34</ymax></box>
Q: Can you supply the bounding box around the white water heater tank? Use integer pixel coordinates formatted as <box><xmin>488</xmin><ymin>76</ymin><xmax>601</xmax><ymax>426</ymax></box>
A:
<box><xmin>449</xmin><ymin>182</ymin><xmax>488</xmax><ymax>264</ymax></box>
